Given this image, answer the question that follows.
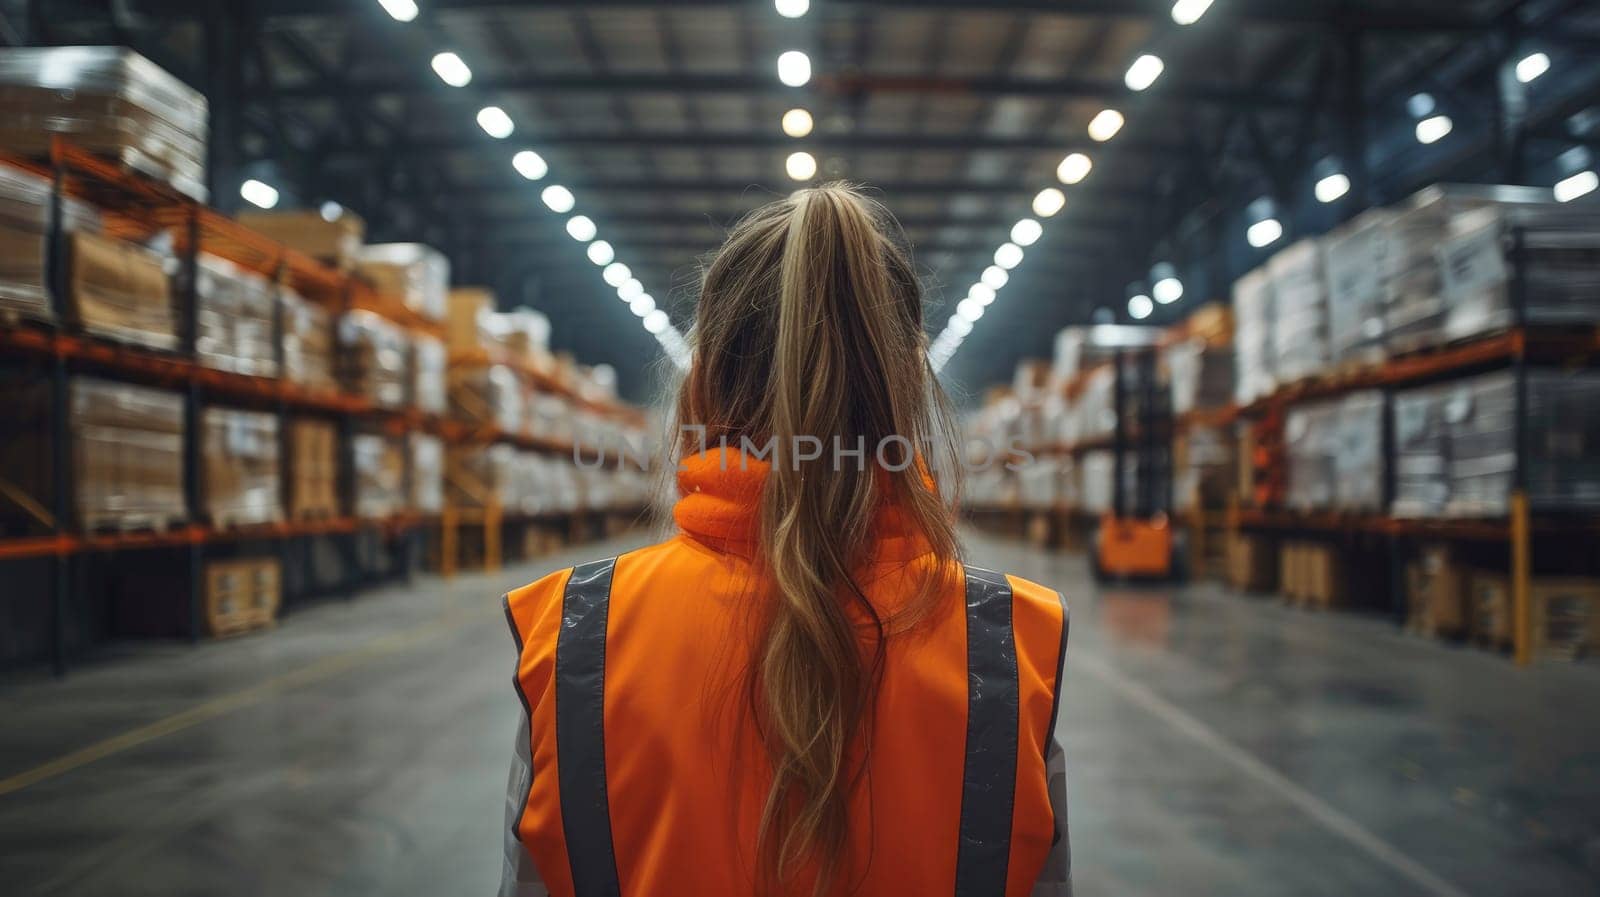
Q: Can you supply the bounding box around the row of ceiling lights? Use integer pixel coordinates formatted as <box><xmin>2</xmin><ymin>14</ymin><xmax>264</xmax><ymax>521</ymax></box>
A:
<box><xmin>929</xmin><ymin>0</ymin><xmax>1213</xmax><ymax>366</ymax></box>
<box><xmin>237</xmin><ymin>0</ymin><xmax>692</xmax><ymax>368</ymax></box>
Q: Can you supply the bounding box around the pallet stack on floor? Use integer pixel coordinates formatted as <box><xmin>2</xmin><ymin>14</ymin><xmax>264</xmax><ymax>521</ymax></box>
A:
<box><xmin>965</xmin><ymin>183</ymin><xmax>1600</xmax><ymax>666</ymax></box>
<box><xmin>0</xmin><ymin>47</ymin><xmax>650</xmax><ymax>675</ymax></box>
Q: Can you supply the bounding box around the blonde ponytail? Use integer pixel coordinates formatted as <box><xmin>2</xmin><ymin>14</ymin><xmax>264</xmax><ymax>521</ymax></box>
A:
<box><xmin>679</xmin><ymin>184</ymin><xmax>961</xmax><ymax>894</ymax></box>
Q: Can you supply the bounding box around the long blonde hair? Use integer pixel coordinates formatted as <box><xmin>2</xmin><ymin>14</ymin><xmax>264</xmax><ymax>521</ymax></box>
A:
<box><xmin>676</xmin><ymin>184</ymin><xmax>962</xmax><ymax>894</ymax></box>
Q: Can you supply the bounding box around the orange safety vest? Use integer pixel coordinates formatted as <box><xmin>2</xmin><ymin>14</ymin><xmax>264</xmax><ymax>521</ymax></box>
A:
<box><xmin>503</xmin><ymin>451</ymin><xmax>1069</xmax><ymax>897</ymax></box>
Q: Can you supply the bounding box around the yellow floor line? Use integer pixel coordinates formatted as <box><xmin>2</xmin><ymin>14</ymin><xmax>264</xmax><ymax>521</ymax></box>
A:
<box><xmin>0</xmin><ymin>607</ymin><xmax>487</xmax><ymax>799</ymax></box>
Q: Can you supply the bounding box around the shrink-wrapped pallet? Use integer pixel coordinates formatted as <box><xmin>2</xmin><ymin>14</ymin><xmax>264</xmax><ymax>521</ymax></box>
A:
<box><xmin>193</xmin><ymin>254</ymin><xmax>276</xmax><ymax>377</ymax></box>
<box><xmin>1164</xmin><ymin>337</ymin><xmax>1234</xmax><ymax>415</ymax></box>
<box><xmin>1267</xmin><ymin>239</ymin><xmax>1330</xmax><ymax>384</ymax></box>
<box><xmin>409</xmin><ymin>433</ymin><xmax>443</xmax><ymax>514</ymax></box>
<box><xmin>71</xmin><ymin>377</ymin><xmax>185</xmax><ymax>530</ymax></box>
<box><xmin>352</xmin><ymin>434</ymin><xmax>405</xmax><ymax>519</ymax></box>
<box><xmin>1285</xmin><ymin>391</ymin><xmax>1384</xmax><ymax>513</ymax></box>
<box><xmin>1439</xmin><ymin>202</ymin><xmax>1600</xmax><ymax>341</ymax></box>
<box><xmin>280</xmin><ymin>288</ymin><xmax>335</xmax><ymax>392</ymax></box>
<box><xmin>357</xmin><ymin>243</ymin><xmax>448</xmax><ymax>322</ymax></box>
<box><xmin>202</xmin><ymin>407</ymin><xmax>281</xmax><ymax>528</ymax></box>
<box><xmin>449</xmin><ymin>363</ymin><xmax>522</xmax><ymax>433</ymax></box>
<box><xmin>412</xmin><ymin>334</ymin><xmax>446</xmax><ymax>415</ymax></box>
<box><xmin>337</xmin><ymin>310</ymin><xmax>409</xmax><ymax>408</ymax></box>
<box><xmin>1443</xmin><ymin>370</ymin><xmax>1600</xmax><ymax>517</ymax></box>
<box><xmin>1323</xmin><ymin>209</ymin><xmax>1394</xmax><ymax>366</ymax></box>
<box><xmin>1391</xmin><ymin>383</ymin><xmax>1451</xmax><ymax>518</ymax></box>
<box><xmin>1174</xmin><ymin>425</ymin><xmax>1234</xmax><ymax>514</ymax></box>
<box><xmin>0</xmin><ymin>165</ymin><xmax>101</xmax><ymax>321</ymax></box>
<box><xmin>0</xmin><ymin>47</ymin><xmax>209</xmax><ymax>200</ymax></box>
<box><xmin>1232</xmin><ymin>267</ymin><xmax>1275</xmax><ymax>404</ymax></box>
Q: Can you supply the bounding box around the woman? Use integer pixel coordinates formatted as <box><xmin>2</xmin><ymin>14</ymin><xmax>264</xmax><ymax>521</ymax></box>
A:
<box><xmin>501</xmin><ymin>185</ymin><xmax>1070</xmax><ymax>897</ymax></box>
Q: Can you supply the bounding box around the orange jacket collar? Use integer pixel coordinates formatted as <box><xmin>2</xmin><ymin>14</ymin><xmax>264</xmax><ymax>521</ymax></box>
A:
<box><xmin>673</xmin><ymin>447</ymin><xmax>932</xmax><ymax>562</ymax></box>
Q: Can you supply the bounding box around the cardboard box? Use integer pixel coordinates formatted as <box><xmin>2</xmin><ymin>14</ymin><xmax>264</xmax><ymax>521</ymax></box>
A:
<box><xmin>357</xmin><ymin>243</ymin><xmax>448</xmax><ymax>321</ymax></box>
<box><xmin>202</xmin><ymin>408</ymin><xmax>281</xmax><ymax>528</ymax></box>
<box><xmin>1405</xmin><ymin>545</ymin><xmax>1466</xmax><ymax>637</ymax></box>
<box><xmin>448</xmin><ymin>287</ymin><xmax>495</xmax><ymax>351</ymax></box>
<box><xmin>1532</xmin><ymin>579</ymin><xmax>1600</xmax><ymax>662</ymax></box>
<box><xmin>68</xmin><ymin>230</ymin><xmax>176</xmax><ymax>350</ymax></box>
<box><xmin>281</xmin><ymin>288</ymin><xmax>336</xmax><ymax>392</ymax></box>
<box><xmin>71</xmin><ymin>378</ymin><xmax>186</xmax><ymax>531</ymax></box>
<box><xmin>353</xmin><ymin>434</ymin><xmax>405</xmax><ymax>519</ymax></box>
<box><xmin>337</xmin><ymin>310</ymin><xmax>409</xmax><ymax>408</ymax></box>
<box><xmin>236</xmin><ymin>208</ymin><xmax>365</xmax><ymax>271</ymax></box>
<box><xmin>1227</xmin><ymin>532</ymin><xmax>1277</xmax><ymax>593</ymax></box>
<box><xmin>193</xmin><ymin>253</ymin><xmax>277</xmax><ymax>377</ymax></box>
<box><xmin>289</xmin><ymin>418</ymin><xmax>338</xmax><ymax>521</ymax></box>
<box><xmin>203</xmin><ymin>558</ymin><xmax>281</xmax><ymax>638</ymax></box>
<box><xmin>1467</xmin><ymin>572</ymin><xmax>1511</xmax><ymax>648</ymax></box>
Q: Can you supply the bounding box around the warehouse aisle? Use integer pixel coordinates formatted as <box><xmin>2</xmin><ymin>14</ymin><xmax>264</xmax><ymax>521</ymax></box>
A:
<box><xmin>2</xmin><ymin>529</ymin><xmax>1597</xmax><ymax>897</ymax></box>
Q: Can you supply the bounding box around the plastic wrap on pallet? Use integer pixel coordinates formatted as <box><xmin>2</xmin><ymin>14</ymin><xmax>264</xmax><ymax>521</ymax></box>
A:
<box><xmin>1391</xmin><ymin>383</ymin><xmax>1451</xmax><ymax>518</ymax></box>
<box><xmin>193</xmin><ymin>253</ymin><xmax>277</xmax><ymax>377</ymax></box>
<box><xmin>1164</xmin><ymin>337</ymin><xmax>1234</xmax><ymax>415</ymax></box>
<box><xmin>1440</xmin><ymin>202</ymin><xmax>1600</xmax><ymax>342</ymax></box>
<box><xmin>0</xmin><ymin>164</ymin><xmax>101</xmax><ymax>321</ymax></box>
<box><xmin>408</xmin><ymin>433</ymin><xmax>443</xmax><ymax>514</ymax></box>
<box><xmin>499</xmin><ymin>308</ymin><xmax>553</xmax><ymax>368</ymax></box>
<box><xmin>1018</xmin><ymin>457</ymin><xmax>1063</xmax><ymax>510</ymax></box>
<box><xmin>357</xmin><ymin>243</ymin><xmax>448</xmax><ymax>322</ymax></box>
<box><xmin>352</xmin><ymin>433</ymin><xmax>405</xmax><ymax>519</ymax></box>
<box><xmin>449</xmin><ymin>363</ymin><xmax>522</xmax><ymax>433</ymax></box>
<box><xmin>1441</xmin><ymin>370</ymin><xmax>1600</xmax><ymax>517</ymax></box>
<box><xmin>201</xmin><ymin>407</ymin><xmax>281</xmax><ymax>527</ymax></box>
<box><xmin>528</xmin><ymin>391</ymin><xmax>574</xmax><ymax>443</ymax></box>
<box><xmin>1266</xmin><ymin>238</ymin><xmax>1331</xmax><ymax>385</ymax></box>
<box><xmin>412</xmin><ymin>334</ymin><xmax>446</xmax><ymax>415</ymax></box>
<box><xmin>70</xmin><ymin>377</ymin><xmax>185</xmax><ymax>530</ymax></box>
<box><xmin>337</xmin><ymin>310</ymin><xmax>409</xmax><ymax>408</ymax></box>
<box><xmin>280</xmin><ymin>288</ymin><xmax>335</xmax><ymax>392</ymax></box>
<box><xmin>446</xmin><ymin>444</ymin><xmax>515</xmax><ymax>511</ymax></box>
<box><xmin>0</xmin><ymin>47</ymin><xmax>209</xmax><ymax>201</ymax></box>
<box><xmin>1232</xmin><ymin>267</ymin><xmax>1275</xmax><ymax>404</ymax></box>
<box><xmin>1323</xmin><ymin>208</ymin><xmax>1394</xmax><ymax>366</ymax></box>
<box><xmin>1174</xmin><ymin>424</ymin><xmax>1233</xmax><ymax>514</ymax></box>
<box><xmin>1073</xmin><ymin>366</ymin><xmax>1118</xmax><ymax>442</ymax></box>
<box><xmin>1286</xmin><ymin>390</ymin><xmax>1384</xmax><ymax>512</ymax></box>
<box><xmin>1380</xmin><ymin>185</ymin><xmax>1554</xmax><ymax>354</ymax></box>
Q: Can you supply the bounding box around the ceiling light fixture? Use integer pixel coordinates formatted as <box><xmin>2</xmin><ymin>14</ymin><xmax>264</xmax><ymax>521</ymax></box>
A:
<box><xmin>430</xmin><ymin>52</ymin><xmax>472</xmax><ymax>87</ymax></box>
<box><xmin>587</xmin><ymin>240</ymin><xmax>615</xmax><ymax>266</ymax></box>
<box><xmin>782</xmin><ymin>108</ymin><xmax>814</xmax><ymax>138</ymax></box>
<box><xmin>1032</xmin><ymin>187</ymin><xmax>1066</xmax><ymax>217</ymax></box>
<box><xmin>540</xmin><ymin>184</ymin><xmax>575</xmax><ymax>213</ymax></box>
<box><xmin>1088</xmin><ymin>109</ymin><xmax>1125</xmax><ymax>142</ymax></box>
<box><xmin>513</xmin><ymin>150</ymin><xmax>547</xmax><ymax>180</ymax></box>
<box><xmin>1010</xmin><ymin>218</ymin><xmax>1043</xmax><ymax>247</ymax></box>
<box><xmin>1125</xmin><ymin>55</ymin><xmax>1165</xmax><ymax>92</ymax></box>
<box><xmin>777</xmin><ymin>51</ymin><xmax>812</xmax><ymax>87</ymax></box>
<box><xmin>566</xmin><ymin>215</ymin><xmax>596</xmax><ymax>242</ymax></box>
<box><xmin>1056</xmin><ymin>153</ymin><xmax>1092</xmax><ymax>185</ymax></box>
<box><xmin>476</xmin><ymin>106</ymin><xmax>514</xmax><ymax>139</ymax></box>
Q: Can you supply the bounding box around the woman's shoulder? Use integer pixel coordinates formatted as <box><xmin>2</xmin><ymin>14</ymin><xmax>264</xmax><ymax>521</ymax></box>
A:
<box><xmin>504</xmin><ymin>535</ymin><xmax>727</xmax><ymax>616</ymax></box>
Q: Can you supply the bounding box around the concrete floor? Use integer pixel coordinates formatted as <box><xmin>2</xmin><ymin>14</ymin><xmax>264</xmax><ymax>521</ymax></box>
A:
<box><xmin>2</xmin><ymin>529</ymin><xmax>1598</xmax><ymax>897</ymax></box>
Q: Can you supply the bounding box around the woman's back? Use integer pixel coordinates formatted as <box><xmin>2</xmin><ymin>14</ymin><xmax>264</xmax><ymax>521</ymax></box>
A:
<box><xmin>502</xmin><ymin>452</ymin><xmax>1069</xmax><ymax>896</ymax></box>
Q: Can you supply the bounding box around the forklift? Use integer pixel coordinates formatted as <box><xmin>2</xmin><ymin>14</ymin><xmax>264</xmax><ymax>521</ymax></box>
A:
<box><xmin>1087</xmin><ymin>325</ymin><xmax>1185</xmax><ymax>583</ymax></box>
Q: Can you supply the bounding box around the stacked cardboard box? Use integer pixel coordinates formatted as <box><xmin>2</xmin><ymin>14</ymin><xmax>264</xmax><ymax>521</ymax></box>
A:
<box><xmin>528</xmin><ymin>392</ymin><xmax>575</xmax><ymax>444</ymax></box>
<box><xmin>412</xmin><ymin>334</ymin><xmax>447</xmax><ymax>415</ymax></box>
<box><xmin>288</xmin><ymin>418</ymin><xmax>338</xmax><ymax>520</ymax></box>
<box><xmin>193</xmin><ymin>254</ymin><xmax>277</xmax><ymax>377</ymax></box>
<box><xmin>67</xmin><ymin>230</ymin><xmax>176</xmax><ymax>350</ymax></box>
<box><xmin>1531</xmin><ymin>580</ymin><xmax>1600</xmax><ymax>661</ymax></box>
<box><xmin>352</xmin><ymin>433</ymin><xmax>405</xmax><ymax>519</ymax></box>
<box><xmin>1405</xmin><ymin>545</ymin><xmax>1467</xmax><ymax>637</ymax></box>
<box><xmin>1266</xmin><ymin>239</ymin><xmax>1331</xmax><ymax>385</ymax></box>
<box><xmin>0</xmin><ymin>165</ymin><xmax>102</xmax><ymax>322</ymax></box>
<box><xmin>1280</xmin><ymin>541</ymin><xmax>1345</xmax><ymax>609</ymax></box>
<box><xmin>202</xmin><ymin>558</ymin><xmax>281</xmax><ymax>638</ymax></box>
<box><xmin>1226</xmin><ymin>532</ymin><xmax>1277</xmax><ymax>592</ymax></box>
<box><xmin>0</xmin><ymin>47</ymin><xmax>209</xmax><ymax>201</ymax></box>
<box><xmin>0</xmin><ymin>373</ymin><xmax>52</xmax><ymax>536</ymax></box>
<box><xmin>447</xmin><ymin>443</ymin><xmax>517</xmax><ymax>510</ymax></box>
<box><xmin>450</xmin><ymin>364</ymin><xmax>522</xmax><ymax>433</ymax></box>
<box><xmin>337</xmin><ymin>310</ymin><xmax>409</xmax><ymax>408</ymax></box>
<box><xmin>447</xmin><ymin>287</ymin><xmax>495</xmax><ymax>351</ymax></box>
<box><xmin>1232</xmin><ymin>267</ymin><xmax>1275</xmax><ymax>404</ymax></box>
<box><xmin>71</xmin><ymin>377</ymin><xmax>185</xmax><ymax>531</ymax></box>
<box><xmin>1391</xmin><ymin>369</ymin><xmax>1600</xmax><ymax>517</ymax></box>
<box><xmin>357</xmin><ymin>243</ymin><xmax>448</xmax><ymax>322</ymax></box>
<box><xmin>1466</xmin><ymin>572</ymin><xmax>1511</xmax><ymax>648</ymax></box>
<box><xmin>409</xmin><ymin>433</ymin><xmax>444</xmax><ymax>514</ymax></box>
<box><xmin>236</xmin><ymin>208</ymin><xmax>365</xmax><ymax>272</ymax></box>
<box><xmin>202</xmin><ymin>407</ymin><xmax>281</xmax><ymax>528</ymax></box>
<box><xmin>280</xmin><ymin>288</ymin><xmax>336</xmax><ymax>393</ymax></box>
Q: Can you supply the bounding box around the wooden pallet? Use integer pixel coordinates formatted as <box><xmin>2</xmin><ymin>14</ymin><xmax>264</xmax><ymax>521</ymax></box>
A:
<box><xmin>82</xmin><ymin>511</ymin><xmax>187</xmax><ymax>535</ymax></box>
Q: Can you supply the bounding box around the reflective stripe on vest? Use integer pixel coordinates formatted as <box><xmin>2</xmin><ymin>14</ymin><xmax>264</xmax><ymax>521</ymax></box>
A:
<box><xmin>556</xmin><ymin>557</ymin><xmax>622</xmax><ymax>897</ymax></box>
<box><xmin>955</xmin><ymin>564</ymin><xmax>1020</xmax><ymax>897</ymax></box>
<box><xmin>550</xmin><ymin>559</ymin><xmax>1023</xmax><ymax>897</ymax></box>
